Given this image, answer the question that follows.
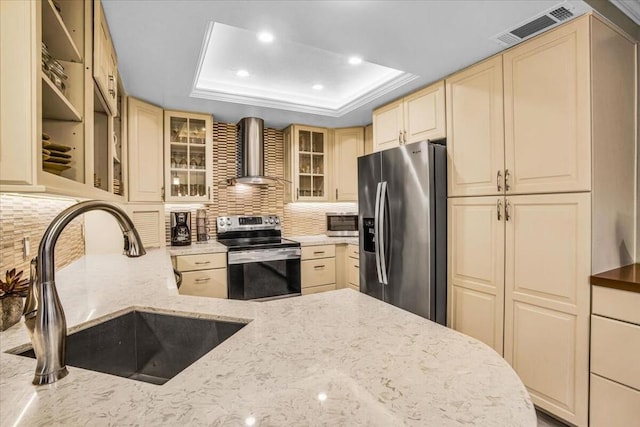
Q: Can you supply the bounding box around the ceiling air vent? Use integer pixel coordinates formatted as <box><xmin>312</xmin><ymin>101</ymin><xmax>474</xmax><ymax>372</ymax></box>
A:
<box><xmin>490</xmin><ymin>1</ymin><xmax>591</xmax><ymax>47</ymax></box>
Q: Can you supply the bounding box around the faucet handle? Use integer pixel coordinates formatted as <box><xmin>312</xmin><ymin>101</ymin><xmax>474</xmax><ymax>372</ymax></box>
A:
<box><xmin>23</xmin><ymin>258</ymin><xmax>38</xmax><ymax>318</ymax></box>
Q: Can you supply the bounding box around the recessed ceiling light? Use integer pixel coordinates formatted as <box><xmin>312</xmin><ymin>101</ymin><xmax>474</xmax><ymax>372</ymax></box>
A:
<box><xmin>312</xmin><ymin>84</ymin><xmax>324</xmax><ymax>91</ymax></box>
<box><xmin>236</xmin><ymin>69</ymin><xmax>250</xmax><ymax>77</ymax></box>
<box><xmin>257</xmin><ymin>32</ymin><xmax>274</xmax><ymax>43</ymax></box>
<box><xmin>348</xmin><ymin>56</ymin><xmax>363</xmax><ymax>65</ymax></box>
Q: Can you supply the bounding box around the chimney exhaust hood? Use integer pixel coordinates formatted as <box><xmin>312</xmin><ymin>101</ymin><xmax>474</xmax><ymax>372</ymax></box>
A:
<box><xmin>230</xmin><ymin>117</ymin><xmax>279</xmax><ymax>186</ymax></box>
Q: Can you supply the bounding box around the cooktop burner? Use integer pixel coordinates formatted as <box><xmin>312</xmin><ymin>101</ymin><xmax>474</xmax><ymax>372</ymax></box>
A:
<box><xmin>217</xmin><ymin>237</ymin><xmax>300</xmax><ymax>251</ymax></box>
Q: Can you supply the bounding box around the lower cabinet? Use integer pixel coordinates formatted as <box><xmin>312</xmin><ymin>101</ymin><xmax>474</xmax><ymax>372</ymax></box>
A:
<box><xmin>173</xmin><ymin>253</ymin><xmax>227</xmax><ymax>299</ymax></box>
<box><xmin>590</xmin><ymin>285</ymin><xmax>640</xmax><ymax>426</ymax></box>
<box><xmin>448</xmin><ymin>193</ymin><xmax>591</xmax><ymax>426</ymax></box>
<box><xmin>346</xmin><ymin>244</ymin><xmax>359</xmax><ymax>291</ymax></box>
<box><xmin>301</xmin><ymin>244</ymin><xmax>336</xmax><ymax>295</ymax></box>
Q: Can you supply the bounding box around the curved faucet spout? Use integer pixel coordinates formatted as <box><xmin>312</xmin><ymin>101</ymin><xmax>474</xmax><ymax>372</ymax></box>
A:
<box><xmin>23</xmin><ymin>200</ymin><xmax>146</xmax><ymax>385</ymax></box>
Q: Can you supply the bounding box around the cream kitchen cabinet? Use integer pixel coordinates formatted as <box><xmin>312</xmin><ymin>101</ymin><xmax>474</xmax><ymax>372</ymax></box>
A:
<box><xmin>127</xmin><ymin>97</ymin><xmax>164</xmax><ymax>202</ymax></box>
<box><xmin>164</xmin><ymin>110</ymin><xmax>213</xmax><ymax>202</ymax></box>
<box><xmin>0</xmin><ymin>0</ymin><xmax>126</xmax><ymax>201</ymax></box>
<box><xmin>372</xmin><ymin>81</ymin><xmax>445</xmax><ymax>153</ymax></box>
<box><xmin>449</xmin><ymin>193</ymin><xmax>591</xmax><ymax>425</ymax></box>
<box><xmin>447</xmin><ymin>16</ymin><xmax>635</xmax><ymax>425</ymax></box>
<box><xmin>503</xmin><ymin>17</ymin><xmax>591</xmax><ymax>195</ymax></box>
<box><xmin>446</xmin><ymin>57</ymin><xmax>504</xmax><ymax>197</ymax></box>
<box><xmin>346</xmin><ymin>244</ymin><xmax>359</xmax><ymax>291</ymax></box>
<box><xmin>173</xmin><ymin>253</ymin><xmax>227</xmax><ymax>299</ymax></box>
<box><xmin>301</xmin><ymin>245</ymin><xmax>336</xmax><ymax>295</ymax></box>
<box><xmin>447</xmin><ymin>196</ymin><xmax>505</xmax><ymax>355</ymax></box>
<box><xmin>589</xmin><ymin>282</ymin><xmax>640</xmax><ymax>427</ymax></box>
<box><xmin>93</xmin><ymin>0</ymin><xmax>117</xmax><ymax>116</ymax></box>
<box><xmin>284</xmin><ymin>125</ymin><xmax>329</xmax><ymax>202</ymax></box>
<box><xmin>332</xmin><ymin>127</ymin><xmax>364</xmax><ymax>201</ymax></box>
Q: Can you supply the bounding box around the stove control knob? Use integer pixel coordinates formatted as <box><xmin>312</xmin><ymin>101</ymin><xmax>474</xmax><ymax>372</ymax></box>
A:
<box><xmin>270</xmin><ymin>218</ymin><xmax>275</xmax><ymax>224</ymax></box>
<box><xmin>275</xmin><ymin>218</ymin><xmax>280</xmax><ymax>224</ymax></box>
<box><xmin>226</xmin><ymin>219</ymin><xmax>232</xmax><ymax>226</ymax></box>
<box><xmin>218</xmin><ymin>218</ymin><xmax>225</xmax><ymax>226</ymax></box>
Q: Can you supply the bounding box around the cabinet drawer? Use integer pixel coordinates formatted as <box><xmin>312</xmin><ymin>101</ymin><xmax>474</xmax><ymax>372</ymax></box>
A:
<box><xmin>591</xmin><ymin>315</ymin><xmax>640</xmax><ymax>390</ymax></box>
<box><xmin>347</xmin><ymin>283</ymin><xmax>359</xmax><ymax>292</ymax></box>
<box><xmin>347</xmin><ymin>244</ymin><xmax>359</xmax><ymax>259</ymax></box>
<box><xmin>347</xmin><ymin>256</ymin><xmax>359</xmax><ymax>287</ymax></box>
<box><xmin>301</xmin><ymin>283</ymin><xmax>336</xmax><ymax>295</ymax></box>
<box><xmin>301</xmin><ymin>245</ymin><xmax>335</xmax><ymax>260</ymax></box>
<box><xmin>590</xmin><ymin>374</ymin><xmax>640</xmax><ymax>427</ymax></box>
<box><xmin>176</xmin><ymin>253</ymin><xmax>226</xmax><ymax>271</ymax></box>
<box><xmin>301</xmin><ymin>258</ymin><xmax>336</xmax><ymax>288</ymax></box>
<box><xmin>592</xmin><ymin>285</ymin><xmax>640</xmax><ymax>325</ymax></box>
<box><xmin>179</xmin><ymin>269</ymin><xmax>227</xmax><ymax>299</ymax></box>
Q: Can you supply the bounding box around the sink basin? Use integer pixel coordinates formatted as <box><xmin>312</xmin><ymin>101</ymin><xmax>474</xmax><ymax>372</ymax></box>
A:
<box><xmin>15</xmin><ymin>310</ymin><xmax>246</xmax><ymax>385</ymax></box>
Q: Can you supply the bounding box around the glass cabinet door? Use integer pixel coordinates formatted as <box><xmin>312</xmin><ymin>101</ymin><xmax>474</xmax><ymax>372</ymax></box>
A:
<box><xmin>165</xmin><ymin>112</ymin><xmax>212</xmax><ymax>201</ymax></box>
<box><xmin>296</xmin><ymin>127</ymin><xmax>327</xmax><ymax>200</ymax></box>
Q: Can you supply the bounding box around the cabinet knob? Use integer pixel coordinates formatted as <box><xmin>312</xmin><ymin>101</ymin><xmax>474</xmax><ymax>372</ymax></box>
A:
<box><xmin>497</xmin><ymin>199</ymin><xmax>502</xmax><ymax>221</ymax></box>
<box><xmin>505</xmin><ymin>200</ymin><xmax>511</xmax><ymax>221</ymax></box>
<box><xmin>497</xmin><ymin>170</ymin><xmax>502</xmax><ymax>192</ymax></box>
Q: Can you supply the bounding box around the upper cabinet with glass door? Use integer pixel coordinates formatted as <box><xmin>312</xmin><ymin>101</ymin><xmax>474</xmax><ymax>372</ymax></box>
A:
<box><xmin>164</xmin><ymin>110</ymin><xmax>213</xmax><ymax>202</ymax></box>
<box><xmin>284</xmin><ymin>125</ymin><xmax>329</xmax><ymax>201</ymax></box>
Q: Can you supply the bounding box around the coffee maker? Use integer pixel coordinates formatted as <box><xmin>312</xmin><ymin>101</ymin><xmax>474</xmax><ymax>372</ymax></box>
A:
<box><xmin>170</xmin><ymin>211</ymin><xmax>191</xmax><ymax>246</ymax></box>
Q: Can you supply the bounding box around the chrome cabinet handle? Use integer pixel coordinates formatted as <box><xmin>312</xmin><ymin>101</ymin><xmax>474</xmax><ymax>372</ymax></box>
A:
<box><xmin>194</xmin><ymin>261</ymin><xmax>211</xmax><ymax>265</ymax></box>
<box><xmin>194</xmin><ymin>277</ymin><xmax>211</xmax><ymax>283</ymax></box>
<box><xmin>497</xmin><ymin>199</ymin><xmax>502</xmax><ymax>221</ymax></box>
<box><xmin>505</xmin><ymin>200</ymin><xmax>511</xmax><ymax>221</ymax></box>
<box><xmin>497</xmin><ymin>170</ymin><xmax>502</xmax><ymax>192</ymax></box>
<box><xmin>398</xmin><ymin>131</ymin><xmax>402</xmax><ymax>144</ymax></box>
<box><xmin>505</xmin><ymin>169</ymin><xmax>511</xmax><ymax>191</ymax></box>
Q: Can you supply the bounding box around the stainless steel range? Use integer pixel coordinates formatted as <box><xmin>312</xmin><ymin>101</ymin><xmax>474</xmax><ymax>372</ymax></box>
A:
<box><xmin>217</xmin><ymin>215</ymin><xmax>301</xmax><ymax>301</ymax></box>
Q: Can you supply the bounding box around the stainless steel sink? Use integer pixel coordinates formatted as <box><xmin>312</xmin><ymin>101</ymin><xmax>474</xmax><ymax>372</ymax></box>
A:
<box><xmin>14</xmin><ymin>310</ymin><xmax>246</xmax><ymax>385</ymax></box>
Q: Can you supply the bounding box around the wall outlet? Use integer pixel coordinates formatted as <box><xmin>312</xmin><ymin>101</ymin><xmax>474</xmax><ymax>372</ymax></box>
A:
<box><xmin>22</xmin><ymin>236</ymin><xmax>30</xmax><ymax>260</ymax></box>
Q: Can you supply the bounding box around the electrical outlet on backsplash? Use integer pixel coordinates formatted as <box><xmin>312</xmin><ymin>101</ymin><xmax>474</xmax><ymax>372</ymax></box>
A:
<box><xmin>0</xmin><ymin>194</ymin><xmax>85</xmax><ymax>274</ymax></box>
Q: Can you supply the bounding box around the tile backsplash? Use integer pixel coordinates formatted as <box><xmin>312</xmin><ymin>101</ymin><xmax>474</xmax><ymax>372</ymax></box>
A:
<box><xmin>283</xmin><ymin>202</ymin><xmax>358</xmax><ymax>236</ymax></box>
<box><xmin>0</xmin><ymin>194</ymin><xmax>84</xmax><ymax>276</ymax></box>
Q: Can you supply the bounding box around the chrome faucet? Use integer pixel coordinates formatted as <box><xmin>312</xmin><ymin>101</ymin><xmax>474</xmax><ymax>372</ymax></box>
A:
<box><xmin>23</xmin><ymin>200</ymin><xmax>146</xmax><ymax>385</ymax></box>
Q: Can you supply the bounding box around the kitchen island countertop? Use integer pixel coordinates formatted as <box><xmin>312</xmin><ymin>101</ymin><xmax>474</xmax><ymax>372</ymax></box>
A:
<box><xmin>0</xmin><ymin>249</ymin><xmax>535</xmax><ymax>426</ymax></box>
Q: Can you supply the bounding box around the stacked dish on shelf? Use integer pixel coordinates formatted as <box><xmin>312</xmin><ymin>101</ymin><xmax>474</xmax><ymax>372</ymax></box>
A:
<box><xmin>42</xmin><ymin>133</ymin><xmax>72</xmax><ymax>176</ymax></box>
<box><xmin>41</xmin><ymin>42</ymin><xmax>68</xmax><ymax>95</ymax></box>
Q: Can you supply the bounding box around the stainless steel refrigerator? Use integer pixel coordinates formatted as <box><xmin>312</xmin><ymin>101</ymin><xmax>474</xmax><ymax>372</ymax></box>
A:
<box><xmin>358</xmin><ymin>140</ymin><xmax>447</xmax><ymax>325</ymax></box>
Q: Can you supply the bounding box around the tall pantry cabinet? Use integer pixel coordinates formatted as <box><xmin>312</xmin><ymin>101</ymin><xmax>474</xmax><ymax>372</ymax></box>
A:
<box><xmin>446</xmin><ymin>15</ymin><xmax>637</xmax><ymax>427</ymax></box>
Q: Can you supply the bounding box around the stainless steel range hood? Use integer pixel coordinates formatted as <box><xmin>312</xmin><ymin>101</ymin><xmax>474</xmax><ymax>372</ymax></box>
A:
<box><xmin>232</xmin><ymin>117</ymin><xmax>279</xmax><ymax>185</ymax></box>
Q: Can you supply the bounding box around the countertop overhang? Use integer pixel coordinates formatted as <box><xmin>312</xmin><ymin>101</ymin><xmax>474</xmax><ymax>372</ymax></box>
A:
<box><xmin>0</xmin><ymin>249</ymin><xmax>535</xmax><ymax>426</ymax></box>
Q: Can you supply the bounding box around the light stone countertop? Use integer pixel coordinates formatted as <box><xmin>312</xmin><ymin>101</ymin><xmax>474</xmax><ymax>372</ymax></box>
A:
<box><xmin>168</xmin><ymin>240</ymin><xmax>228</xmax><ymax>256</ymax></box>
<box><xmin>0</xmin><ymin>249</ymin><xmax>535</xmax><ymax>426</ymax></box>
<box><xmin>287</xmin><ymin>234</ymin><xmax>359</xmax><ymax>246</ymax></box>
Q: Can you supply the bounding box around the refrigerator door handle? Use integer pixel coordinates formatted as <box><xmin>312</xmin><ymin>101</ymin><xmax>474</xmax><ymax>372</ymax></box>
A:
<box><xmin>379</xmin><ymin>181</ymin><xmax>389</xmax><ymax>285</ymax></box>
<box><xmin>374</xmin><ymin>182</ymin><xmax>384</xmax><ymax>284</ymax></box>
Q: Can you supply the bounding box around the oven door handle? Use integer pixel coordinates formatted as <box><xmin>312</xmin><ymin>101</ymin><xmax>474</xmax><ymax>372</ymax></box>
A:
<box><xmin>227</xmin><ymin>248</ymin><xmax>301</xmax><ymax>264</ymax></box>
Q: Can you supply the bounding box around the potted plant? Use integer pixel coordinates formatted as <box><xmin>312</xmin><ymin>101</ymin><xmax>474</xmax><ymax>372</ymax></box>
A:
<box><xmin>0</xmin><ymin>268</ymin><xmax>29</xmax><ymax>331</ymax></box>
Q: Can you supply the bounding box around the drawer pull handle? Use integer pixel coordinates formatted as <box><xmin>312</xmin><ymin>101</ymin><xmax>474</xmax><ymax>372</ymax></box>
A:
<box><xmin>354</xmin><ymin>265</ymin><xmax>359</xmax><ymax>268</ymax></box>
<box><xmin>314</xmin><ymin>265</ymin><xmax>325</xmax><ymax>269</ymax></box>
<box><xmin>194</xmin><ymin>261</ymin><xmax>211</xmax><ymax>265</ymax></box>
<box><xmin>195</xmin><ymin>277</ymin><xmax>211</xmax><ymax>283</ymax></box>
<box><xmin>313</xmin><ymin>251</ymin><xmax>325</xmax><ymax>255</ymax></box>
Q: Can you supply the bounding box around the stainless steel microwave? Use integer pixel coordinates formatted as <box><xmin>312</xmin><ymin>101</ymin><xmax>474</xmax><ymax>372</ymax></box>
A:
<box><xmin>326</xmin><ymin>212</ymin><xmax>358</xmax><ymax>237</ymax></box>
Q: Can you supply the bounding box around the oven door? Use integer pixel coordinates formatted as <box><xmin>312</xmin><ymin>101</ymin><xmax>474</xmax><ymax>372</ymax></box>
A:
<box><xmin>227</xmin><ymin>247</ymin><xmax>301</xmax><ymax>300</ymax></box>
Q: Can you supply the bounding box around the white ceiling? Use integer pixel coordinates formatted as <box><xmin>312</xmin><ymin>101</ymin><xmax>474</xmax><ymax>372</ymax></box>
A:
<box><xmin>103</xmin><ymin>0</ymin><xmax>583</xmax><ymax>129</ymax></box>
